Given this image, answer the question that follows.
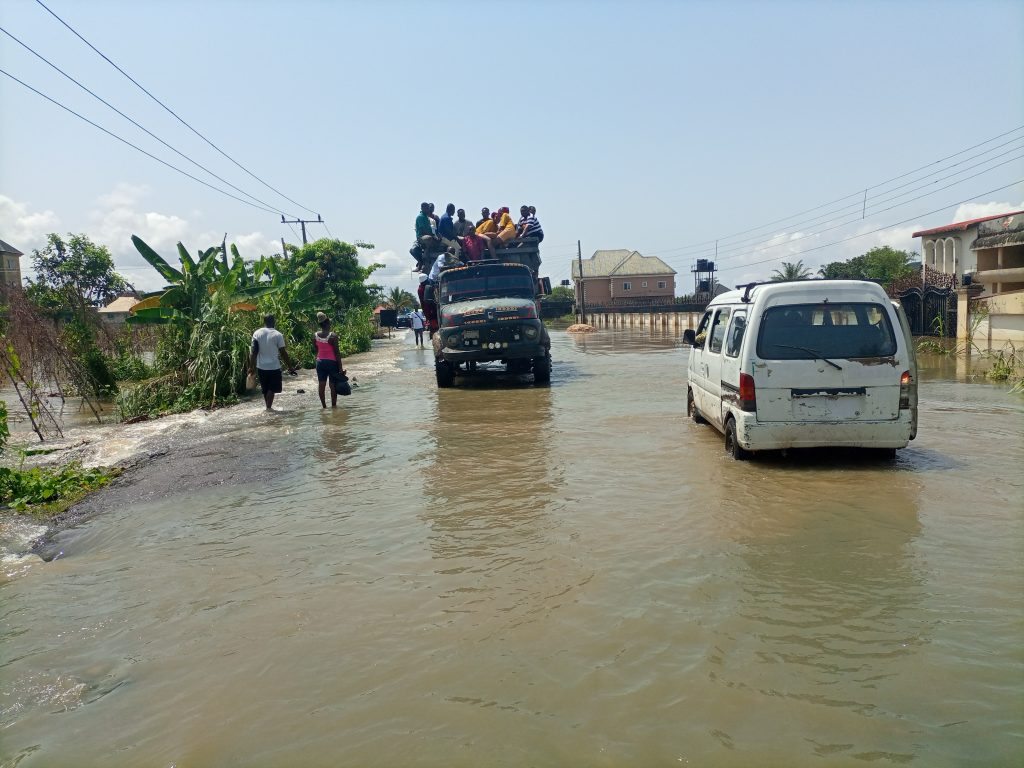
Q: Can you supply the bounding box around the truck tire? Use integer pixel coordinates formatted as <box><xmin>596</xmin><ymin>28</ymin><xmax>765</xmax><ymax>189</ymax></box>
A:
<box><xmin>533</xmin><ymin>353</ymin><xmax>551</xmax><ymax>384</ymax></box>
<box><xmin>435</xmin><ymin>359</ymin><xmax>454</xmax><ymax>388</ymax></box>
<box><xmin>688</xmin><ymin>389</ymin><xmax>706</xmax><ymax>424</ymax></box>
<box><xmin>725</xmin><ymin>418</ymin><xmax>749</xmax><ymax>460</ymax></box>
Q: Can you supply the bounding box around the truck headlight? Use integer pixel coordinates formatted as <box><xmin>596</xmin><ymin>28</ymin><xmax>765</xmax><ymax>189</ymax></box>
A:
<box><xmin>523</xmin><ymin>325</ymin><xmax>538</xmax><ymax>339</ymax></box>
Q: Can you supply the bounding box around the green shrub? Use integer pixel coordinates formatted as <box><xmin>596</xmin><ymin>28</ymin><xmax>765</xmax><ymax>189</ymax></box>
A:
<box><xmin>0</xmin><ymin>462</ymin><xmax>118</xmax><ymax>512</ymax></box>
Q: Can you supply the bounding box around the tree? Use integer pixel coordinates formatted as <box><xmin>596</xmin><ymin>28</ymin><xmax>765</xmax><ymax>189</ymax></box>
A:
<box><xmin>26</xmin><ymin>233</ymin><xmax>130</xmax><ymax>316</ymax></box>
<box><xmin>817</xmin><ymin>247</ymin><xmax>916</xmax><ymax>287</ymax></box>
<box><xmin>545</xmin><ymin>285</ymin><xmax>574</xmax><ymax>301</ymax></box>
<box><xmin>769</xmin><ymin>260</ymin><xmax>812</xmax><ymax>281</ymax></box>
<box><xmin>282</xmin><ymin>238</ymin><xmax>382</xmax><ymax>312</ymax></box>
<box><xmin>386</xmin><ymin>287</ymin><xmax>416</xmax><ymax>310</ymax></box>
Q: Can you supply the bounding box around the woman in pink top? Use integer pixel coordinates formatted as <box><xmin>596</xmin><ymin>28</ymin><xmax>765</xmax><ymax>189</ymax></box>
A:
<box><xmin>314</xmin><ymin>311</ymin><xmax>347</xmax><ymax>408</ymax></box>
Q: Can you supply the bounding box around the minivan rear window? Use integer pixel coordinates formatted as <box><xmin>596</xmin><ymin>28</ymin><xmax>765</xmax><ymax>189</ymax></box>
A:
<box><xmin>757</xmin><ymin>302</ymin><xmax>897</xmax><ymax>359</ymax></box>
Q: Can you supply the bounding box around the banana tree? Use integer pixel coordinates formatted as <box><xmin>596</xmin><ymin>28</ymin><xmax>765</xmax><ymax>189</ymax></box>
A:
<box><xmin>128</xmin><ymin>236</ymin><xmax>277</xmax><ymax>325</ymax></box>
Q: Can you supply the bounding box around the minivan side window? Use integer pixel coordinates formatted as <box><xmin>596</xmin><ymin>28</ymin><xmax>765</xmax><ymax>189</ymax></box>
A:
<box><xmin>694</xmin><ymin>311</ymin><xmax>712</xmax><ymax>348</ymax></box>
<box><xmin>725</xmin><ymin>312</ymin><xmax>746</xmax><ymax>357</ymax></box>
<box><xmin>708</xmin><ymin>308</ymin><xmax>731</xmax><ymax>353</ymax></box>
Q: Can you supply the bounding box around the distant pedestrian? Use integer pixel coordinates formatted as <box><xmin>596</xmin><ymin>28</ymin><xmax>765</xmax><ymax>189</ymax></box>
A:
<box><xmin>410</xmin><ymin>308</ymin><xmax>426</xmax><ymax>346</ymax></box>
<box><xmin>314</xmin><ymin>311</ymin><xmax>348</xmax><ymax>408</ymax></box>
<box><xmin>251</xmin><ymin>314</ymin><xmax>296</xmax><ymax>411</ymax></box>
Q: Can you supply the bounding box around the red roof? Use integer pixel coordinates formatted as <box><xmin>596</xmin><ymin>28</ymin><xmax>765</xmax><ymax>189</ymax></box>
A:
<box><xmin>912</xmin><ymin>210</ymin><xmax>1024</xmax><ymax>238</ymax></box>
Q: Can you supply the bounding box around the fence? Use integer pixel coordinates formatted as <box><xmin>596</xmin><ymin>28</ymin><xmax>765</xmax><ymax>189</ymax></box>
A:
<box><xmin>896</xmin><ymin>286</ymin><xmax>956</xmax><ymax>337</ymax></box>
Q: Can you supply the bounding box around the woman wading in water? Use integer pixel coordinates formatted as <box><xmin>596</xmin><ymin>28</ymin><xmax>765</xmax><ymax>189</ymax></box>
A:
<box><xmin>314</xmin><ymin>312</ymin><xmax>347</xmax><ymax>408</ymax></box>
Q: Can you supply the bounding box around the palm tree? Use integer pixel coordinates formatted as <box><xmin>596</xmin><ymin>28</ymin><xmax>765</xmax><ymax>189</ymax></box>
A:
<box><xmin>770</xmin><ymin>260</ymin><xmax>813</xmax><ymax>282</ymax></box>
<box><xmin>386</xmin><ymin>287</ymin><xmax>416</xmax><ymax>311</ymax></box>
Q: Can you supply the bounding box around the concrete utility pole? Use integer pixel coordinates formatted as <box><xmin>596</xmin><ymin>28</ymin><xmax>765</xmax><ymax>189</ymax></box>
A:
<box><xmin>577</xmin><ymin>239</ymin><xmax>585</xmax><ymax>320</ymax></box>
<box><xmin>281</xmin><ymin>214</ymin><xmax>323</xmax><ymax>246</ymax></box>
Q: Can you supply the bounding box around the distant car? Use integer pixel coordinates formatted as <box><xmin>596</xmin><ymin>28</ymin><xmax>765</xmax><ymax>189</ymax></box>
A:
<box><xmin>395</xmin><ymin>311</ymin><xmax>412</xmax><ymax>328</ymax></box>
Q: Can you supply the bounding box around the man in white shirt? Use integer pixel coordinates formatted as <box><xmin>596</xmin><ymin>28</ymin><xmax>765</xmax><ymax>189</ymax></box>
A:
<box><xmin>410</xmin><ymin>307</ymin><xmax>426</xmax><ymax>346</ymax></box>
<box><xmin>250</xmin><ymin>314</ymin><xmax>296</xmax><ymax>410</ymax></box>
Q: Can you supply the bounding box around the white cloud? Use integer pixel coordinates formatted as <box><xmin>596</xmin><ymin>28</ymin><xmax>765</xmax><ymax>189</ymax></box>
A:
<box><xmin>360</xmin><ymin>248</ymin><xmax>420</xmax><ymax>297</ymax></box>
<box><xmin>0</xmin><ymin>194</ymin><xmax>60</xmax><ymax>252</ymax></box>
<box><xmin>949</xmin><ymin>199</ymin><xmax>1024</xmax><ymax>222</ymax></box>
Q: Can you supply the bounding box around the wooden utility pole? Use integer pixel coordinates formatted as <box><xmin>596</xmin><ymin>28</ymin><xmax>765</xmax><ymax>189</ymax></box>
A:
<box><xmin>281</xmin><ymin>214</ymin><xmax>323</xmax><ymax>246</ymax></box>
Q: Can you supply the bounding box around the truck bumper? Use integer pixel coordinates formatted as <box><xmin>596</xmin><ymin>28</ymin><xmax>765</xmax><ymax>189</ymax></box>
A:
<box><xmin>440</xmin><ymin>341</ymin><xmax>547</xmax><ymax>363</ymax></box>
<box><xmin>731</xmin><ymin>410</ymin><xmax>914</xmax><ymax>450</ymax></box>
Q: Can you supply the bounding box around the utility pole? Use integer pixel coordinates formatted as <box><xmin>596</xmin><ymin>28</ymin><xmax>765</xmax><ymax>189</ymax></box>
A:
<box><xmin>281</xmin><ymin>237</ymin><xmax>287</xmax><ymax>259</ymax></box>
<box><xmin>221</xmin><ymin>233</ymin><xmax>228</xmax><ymax>269</ymax></box>
<box><xmin>281</xmin><ymin>214</ymin><xmax>323</xmax><ymax>246</ymax></box>
<box><xmin>577</xmin><ymin>239</ymin><xmax>585</xmax><ymax>320</ymax></box>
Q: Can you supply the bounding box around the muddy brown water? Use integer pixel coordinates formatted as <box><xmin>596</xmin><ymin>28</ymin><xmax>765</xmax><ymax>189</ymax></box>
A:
<box><xmin>1</xmin><ymin>330</ymin><xmax>1022</xmax><ymax>767</ymax></box>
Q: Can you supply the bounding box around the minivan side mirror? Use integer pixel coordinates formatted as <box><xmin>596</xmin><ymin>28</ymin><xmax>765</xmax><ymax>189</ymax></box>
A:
<box><xmin>682</xmin><ymin>329</ymin><xmax>696</xmax><ymax>346</ymax></box>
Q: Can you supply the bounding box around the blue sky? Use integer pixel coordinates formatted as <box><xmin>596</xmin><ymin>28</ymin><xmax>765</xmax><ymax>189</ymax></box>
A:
<box><xmin>2</xmin><ymin>0</ymin><xmax>1023</xmax><ymax>297</ymax></box>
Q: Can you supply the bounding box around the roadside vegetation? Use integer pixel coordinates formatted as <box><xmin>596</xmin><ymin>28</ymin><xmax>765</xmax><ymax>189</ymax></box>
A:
<box><xmin>0</xmin><ymin>231</ymin><xmax>383</xmax><ymax>432</ymax></box>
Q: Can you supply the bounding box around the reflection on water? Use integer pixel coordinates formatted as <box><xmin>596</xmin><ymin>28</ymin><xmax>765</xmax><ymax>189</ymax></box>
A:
<box><xmin>0</xmin><ymin>329</ymin><xmax>1021</xmax><ymax>767</ymax></box>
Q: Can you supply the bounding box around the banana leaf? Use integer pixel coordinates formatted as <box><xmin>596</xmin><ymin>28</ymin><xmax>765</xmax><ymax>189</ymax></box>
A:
<box><xmin>132</xmin><ymin>235</ymin><xmax>184</xmax><ymax>283</ymax></box>
<box><xmin>176</xmin><ymin>243</ymin><xmax>197</xmax><ymax>275</ymax></box>
<box><xmin>126</xmin><ymin>306</ymin><xmax>187</xmax><ymax>325</ymax></box>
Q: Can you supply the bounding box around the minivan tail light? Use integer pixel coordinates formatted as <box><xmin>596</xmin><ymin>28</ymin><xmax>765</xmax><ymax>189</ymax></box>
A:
<box><xmin>899</xmin><ymin>370</ymin><xmax>912</xmax><ymax>409</ymax></box>
<box><xmin>739</xmin><ymin>372</ymin><xmax>756</xmax><ymax>412</ymax></box>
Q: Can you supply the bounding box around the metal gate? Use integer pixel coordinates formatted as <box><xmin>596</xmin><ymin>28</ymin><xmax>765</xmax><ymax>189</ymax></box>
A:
<box><xmin>897</xmin><ymin>286</ymin><xmax>956</xmax><ymax>337</ymax></box>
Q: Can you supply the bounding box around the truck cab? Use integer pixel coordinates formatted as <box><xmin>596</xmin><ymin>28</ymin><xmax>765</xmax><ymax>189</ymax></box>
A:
<box><xmin>431</xmin><ymin>260</ymin><xmax>551</xmax><ymax>387</ymax></box>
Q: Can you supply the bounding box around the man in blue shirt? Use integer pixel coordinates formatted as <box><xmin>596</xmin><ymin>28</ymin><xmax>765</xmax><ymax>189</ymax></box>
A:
<box><xmin>437</xmin><ymin>203</ymin><xmax>461</xmax><ymax>259</ymax></box>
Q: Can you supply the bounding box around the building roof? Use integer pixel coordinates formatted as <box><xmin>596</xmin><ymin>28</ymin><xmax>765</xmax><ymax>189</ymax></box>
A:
<box><xmin>0</xmin><ymin>239</ymin><xmax>24</xmax><ymax>256</ymax></box>
<box><xmin>98</xmin><ymin>296</ymin><xmax>141</xmax><ymax>314</ymax></box>
<box><xmin>912</xmin><ymin>210</ymin><xmax>1024</xmax><ymax>238</ymax></box>
<box><xmin>572</xmin><ymin>249</ymin><xmax>677</xmax><ymax>279</ymax></box>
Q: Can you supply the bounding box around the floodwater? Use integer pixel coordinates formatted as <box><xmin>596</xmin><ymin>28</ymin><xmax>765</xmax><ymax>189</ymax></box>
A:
<box><xmin>2</xmin><ymin>330</ymin><xmax>1022</xmax><ymax>767</ymax></box>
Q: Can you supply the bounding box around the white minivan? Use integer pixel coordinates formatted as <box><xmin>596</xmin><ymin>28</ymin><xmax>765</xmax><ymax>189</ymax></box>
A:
<box><xmin>683</xmin><ymin>280</ymin><xmax>918</xmax><ymax>459</ymax></box>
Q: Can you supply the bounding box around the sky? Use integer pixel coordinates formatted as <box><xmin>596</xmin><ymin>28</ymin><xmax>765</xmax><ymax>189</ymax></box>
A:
<box><xmin>2</xmin><ymin>0</ymin><xmax>1023</xmax><ymax>299</ymax></box>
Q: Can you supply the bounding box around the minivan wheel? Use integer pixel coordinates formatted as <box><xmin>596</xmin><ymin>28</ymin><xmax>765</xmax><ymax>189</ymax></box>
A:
<box><xmin>725</xmin><ymin>418</ymin><xmax>749</xmax><ymax>460</ymax></box>
<box><xmin>688</xmin><ymin>390</ymin><xmax>706</xmax><ymax>424</ymax></box>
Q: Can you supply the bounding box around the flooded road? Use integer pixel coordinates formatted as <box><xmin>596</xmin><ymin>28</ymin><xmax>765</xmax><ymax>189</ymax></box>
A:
<box><xmin>2</xmin><ymin>330</ymin><xmax>1022</xmax><ymax>767</ymax></box>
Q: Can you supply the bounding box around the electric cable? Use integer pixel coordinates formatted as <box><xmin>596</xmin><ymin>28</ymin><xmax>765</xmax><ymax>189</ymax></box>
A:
<box><xmin>0</xmin><ymin>67</ymin><xmax>280</xmax><ymax>215</ymax></box>
<box><xmin>0</xmin><ymin>25</ymin><xmax>296</xmax><ymax>218</ymax></box>
<box><xmin>642</xmin><ymin>124</ymin><xmax>1024</xmax><ymax>257</ymax></box>
<box><xmin>34</xmin><ymin>0</ymin><xmax>319</xmax><ymax>217</ymax></box>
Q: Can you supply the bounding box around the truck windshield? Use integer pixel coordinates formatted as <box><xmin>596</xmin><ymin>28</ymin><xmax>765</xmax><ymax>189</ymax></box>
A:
<box><xmin>440</xmin><ymin>269</ymin><xmax>535</xmax><ymax>302</ymax></box>
<box><xmin>756</xmin><ymin>302</ymin><xmax>898</xmax><ymax>359</ymax></box>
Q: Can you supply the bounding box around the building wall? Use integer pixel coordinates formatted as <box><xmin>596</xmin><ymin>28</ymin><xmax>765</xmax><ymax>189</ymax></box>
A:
<box><xmin>972</xmin><ymin>290</ymin><xmax>1024</xmax><ymax>349</ymax></box>
<box><xmin>579</xmin><ymin>275</ymin><xmax>675</xmax><ymax>305</ymax></box>
<box><xmin>0</xmin><ymin>253</ymin><xmax>22</xmax><ymax>291</ymax></box>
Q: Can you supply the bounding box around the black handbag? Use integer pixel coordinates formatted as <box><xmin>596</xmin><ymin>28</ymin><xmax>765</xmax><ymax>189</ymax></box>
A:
<box><xmin>332</xmin><ymin>372</ymin><xmax>352</xmax><ymax>396</ymax></box>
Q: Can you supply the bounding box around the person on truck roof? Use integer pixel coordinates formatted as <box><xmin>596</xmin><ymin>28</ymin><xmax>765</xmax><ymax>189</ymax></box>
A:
<box><xmin>476</xmin><ymin>207</ymin><xmax>491</xmax><ymax>229</ymax></box>
<box><xmin>454</xmin><ymin>208</ymin><xmax>474</xmax><ymax>236</ymax></box>
<box><xmin>438</xmin><ymin>203</ymin><xmax>462</xmax><ymax>259</ymax></box>
<box><xmin>516</xmin><ymin>205</ymin><xmax>544</xmax><ymax>244</ymax></box>
<box><xmin>415</xmin><ymin>202</ymin><xmax>439</xmax><ymax>272</ymax></box>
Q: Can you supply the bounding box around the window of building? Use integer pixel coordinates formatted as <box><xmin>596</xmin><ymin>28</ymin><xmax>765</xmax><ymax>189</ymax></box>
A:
<box><xmin>623</xmin><ymin>282</ymin><xmax>632</xmax><ymax>291</ymax></box>
<box><xmin>641</xmin><ymin>281</ymin><xmax>648</xmax><ymax>288</ymax></box>
<box><xmin>658</xmin><ymin>281</ymin><xmax>667</xmax><ymax>289</ymax></box>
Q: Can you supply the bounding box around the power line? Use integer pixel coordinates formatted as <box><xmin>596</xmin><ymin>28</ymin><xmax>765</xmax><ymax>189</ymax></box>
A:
<box><xmin>697</xmin><ymin>156</ymin><xmax>1024</xmax><ymax>266</ymax></box>
<box><xmin>642</xmin><ymin>124</ymin><xmax>1024</xmax><ymax>258</ymax></box>
<box><xmin>728</xmin><ymin>179</ymin><xmax>1024</xmax><ymax>273</ymax></box>
<box><xmin>657</xmin><ymin>137</ymin><xmax>1024</xmax><ymax>262</ymax></box>
<box><xmin>0</xmin><ymin>24</ymin><xmax>296</xmax><ymax>218</ymax></box>
<box><xmin>0</xmin><ymin>67</ymin><xmax>281</xmax><ymax>214</ymax></box>
<box><xmin>33</xmin><ymin>0</ymin><xmax>319</xmax><ymax>217</ymax></box>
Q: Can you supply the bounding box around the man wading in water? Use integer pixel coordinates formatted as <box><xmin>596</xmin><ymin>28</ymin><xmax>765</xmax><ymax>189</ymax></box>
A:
<box><xmin>250</xmin><ymin>314</ymin><xmax>296</xmax><ymax>411</ymax></box>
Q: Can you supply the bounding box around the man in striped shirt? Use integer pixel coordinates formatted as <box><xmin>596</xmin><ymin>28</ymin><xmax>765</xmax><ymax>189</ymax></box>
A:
<box><xmin>516</xmin><ymin>205</ymin><xmax>544</xmax><ymax>243</ymax></box>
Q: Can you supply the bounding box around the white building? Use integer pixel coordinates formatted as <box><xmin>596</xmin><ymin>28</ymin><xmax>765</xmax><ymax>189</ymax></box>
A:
<box><xmin>913</xmin><ymin>210</ymin><xmax>1024</xmax><ymax>348</ymax></box>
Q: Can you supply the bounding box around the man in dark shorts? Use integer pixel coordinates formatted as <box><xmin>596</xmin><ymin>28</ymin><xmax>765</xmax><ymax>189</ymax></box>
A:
<box><xmin>250</xmin><ymin>314</ymin><xmax>296</xmax><ymax>410</ymax></box>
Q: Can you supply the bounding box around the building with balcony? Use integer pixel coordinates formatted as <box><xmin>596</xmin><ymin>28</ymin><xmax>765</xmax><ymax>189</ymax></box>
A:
<box><xmin>913</xmin><ymin>210</ymin><xmax>1024</xmax><ymax>348</ymax></box>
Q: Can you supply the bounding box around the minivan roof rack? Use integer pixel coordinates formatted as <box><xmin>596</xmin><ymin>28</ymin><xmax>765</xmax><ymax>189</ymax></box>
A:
<box><xmin>735</xmin><ymin>278</ymin><xmax>818</xmax><ymax>303</ymax></box>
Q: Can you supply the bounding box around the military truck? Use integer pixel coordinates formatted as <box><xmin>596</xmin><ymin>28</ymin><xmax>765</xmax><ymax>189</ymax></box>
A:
<box><xmin>430</xmin><ymin>249</ymin><xmax>551</xmax><ymax>387</ymax></box>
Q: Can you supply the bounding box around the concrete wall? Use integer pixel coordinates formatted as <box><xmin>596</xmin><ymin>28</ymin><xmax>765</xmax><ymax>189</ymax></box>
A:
<box><xmin>971</xmin><ymin>290</ymin><xmax>1024</xmax><ymax>350</ymax></box>
<box><xmin>922</xmin><ymin>232</ymin><xmax>975</xmax><ymax>282</ymax></box>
